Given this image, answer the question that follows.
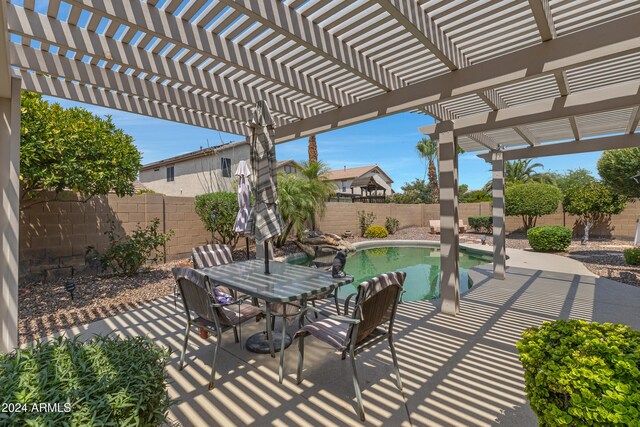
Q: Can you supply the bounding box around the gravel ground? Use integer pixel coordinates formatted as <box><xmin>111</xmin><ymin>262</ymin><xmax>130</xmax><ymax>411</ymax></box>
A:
<box><xmin>19</xmin><ymin>241</ymin><xmax>301</xmax><ymax>345</ymax></box>
<box><xmin>18</xmin><ymin>232</ymin><xmax>637</xmax><ymax>344</ymax></box>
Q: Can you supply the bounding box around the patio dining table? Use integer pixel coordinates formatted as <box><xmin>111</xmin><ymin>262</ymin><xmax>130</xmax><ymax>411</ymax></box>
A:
<box><xmin>199</xmin><ymin>259</ymin><xmax>353</xmax><ymax>383</ymax></box>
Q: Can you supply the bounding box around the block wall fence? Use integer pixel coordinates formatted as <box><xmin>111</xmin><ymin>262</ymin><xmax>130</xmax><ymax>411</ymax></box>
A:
<box><xmin>19</xmin><ymin>196</ymin><xmax>638</xmax><ymax>283</ymax></box>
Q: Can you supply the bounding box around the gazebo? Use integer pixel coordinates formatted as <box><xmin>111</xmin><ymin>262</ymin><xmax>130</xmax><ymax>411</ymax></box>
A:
<box><xmin>1</xmin><ymin>0</ymin><xmax>639</xmax><ymax>352</ymax></box>
<box><xmin>350</xmin><ymin>174</ymin><xmax>387</xmax><ymax>202</ymax></box>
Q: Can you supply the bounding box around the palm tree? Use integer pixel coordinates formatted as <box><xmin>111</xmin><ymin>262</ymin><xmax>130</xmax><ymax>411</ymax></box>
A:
<box><xmin>416</xmin><ymin>137</ymin><xmax>439</xmax><ymax>202</ymax></box>
<box><xmin>297</xmin><ymin>160</ymin><xmax>336</xmax><ymax>229</ymax></box>
<box><xmin>276</xmin><ymin>173</ymin><xmax>314</xmax><ymax>247</ymax></box>
<box><xmin>483</xmin><ymin>159</ymin><xmax>555</xmax><ymax>192</ymax></box>
<box><xmin>307</xmin><ymin>135</ymin><xmax>318</xmax><ymax>163</ymax></box>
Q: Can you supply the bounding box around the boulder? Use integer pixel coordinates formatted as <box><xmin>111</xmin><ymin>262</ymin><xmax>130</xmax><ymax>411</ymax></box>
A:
<box><xmin>295</xmin><ymin>241</ymin><xmax>316</xmax><ymax>258</ymax></box>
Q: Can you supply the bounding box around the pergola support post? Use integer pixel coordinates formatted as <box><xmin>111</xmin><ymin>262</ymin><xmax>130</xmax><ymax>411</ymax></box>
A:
<box><xmin>438</xmin><ymin>128</ymin><xmax>460</xmax><ymax>315</ymax></box>
<box><xmin>492</xmin><ymin>151</ymin><xmax>506</xmax><ymax>280</ymax></box>
<box><xmin>0</xmin><ymin>77</ymin><xmax>21</xmax><ymax>353</ymax></box>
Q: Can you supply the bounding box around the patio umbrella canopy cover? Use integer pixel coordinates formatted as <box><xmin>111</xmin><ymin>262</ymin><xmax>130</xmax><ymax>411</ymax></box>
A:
<box><xmin>246</xmin><ymin>100</ymin><xmax>284</xmax><ymax>273</ymax></box>
<box><xmin>233</xmin><ymin>160</ymin><xmax>252</xmax><ymax>259</ymax></box>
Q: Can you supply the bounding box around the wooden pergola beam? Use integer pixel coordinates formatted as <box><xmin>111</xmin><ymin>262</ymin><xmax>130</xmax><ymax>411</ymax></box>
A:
<box><xmin>421</xmin><ymin>80</ymin><xmax>640</xmax><ymax>137</ymax></box>
<box><xmin>477</xmin><ymin>133</ymin><xmax>640</xmax><ymax>161</ymax></box>
<box><xmin>528</xmin><ymin>0</ymin><xmax>556</xmax><ymax>42</ymax></box>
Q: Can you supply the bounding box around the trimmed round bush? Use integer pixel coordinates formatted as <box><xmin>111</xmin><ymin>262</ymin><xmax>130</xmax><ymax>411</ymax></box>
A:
<box><xmin>624</xmin><ymin>247</ymin><xmax>640</xmax><ymax>266</ymax></box>
<box><xmin>468</xmin><ymin>215</ymin><xmax>492</xmax><ymax>233</ymax></box>
<box><xmin>364</xmin><ymin>225</ymin><xmax>388</xmax><ymax>238</ymax></box>
<box><xmin>0</xmin><ymin>335</ymin><xmax>172</xmax><ymax>426</ymax></box>
<box><xmin>517</xmin><ymin>320</ymin><xmax>640</xmax><ymax>426</ymax></box>
<box><xmin>527</xmin><ymin>226</ymin><xmax>572</xmax><ymax>251</ymax></box>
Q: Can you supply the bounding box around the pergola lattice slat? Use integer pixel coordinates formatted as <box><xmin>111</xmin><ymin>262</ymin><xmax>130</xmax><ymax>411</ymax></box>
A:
<box><xmin>10</xmin><ymin>43</ymin><xmax>262</xmax><ymax>128</ymax></box>
<box><xmin>374</xmin><ymin>0</ymin><xmax>469</xmax><ymax>70</ymax></box>
<box><xmin>274</xmin><ymin>12</ymin><xmax>640</xmax><ymax>142</ymax></box>
<box><xmin>17</xmin><ymin>70</ymin><xmax>249</xmax><ymax>135</ymax></box>
<box><xmin>6</xmin><ymin>5</ymin><xmax>311</xmax><ymax>120</ymax></box>
<box><xmin>219</xmin><ymin>0</ymin><xmax>404</xmax><ymax>91</ymax></box>
<box><xmin>64</xmin><ymin>0</ymin><xmax>354</xmax><ymax>107</ymax></box>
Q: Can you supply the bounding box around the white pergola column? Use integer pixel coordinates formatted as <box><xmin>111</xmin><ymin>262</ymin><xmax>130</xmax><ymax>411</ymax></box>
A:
<box><xmin>0</xmin><ymin>77</ymin><xmax>20</xmax><ymax>353</ymax></box>
<box><xmin>492</xmin><ymin>151</ymin><xmax>506</xmax><ymax>280</ymax></box>
<box><xmin>438</xmin><ymin>128</ymin><xmax>460</xmax><ymax>315</ymax></box>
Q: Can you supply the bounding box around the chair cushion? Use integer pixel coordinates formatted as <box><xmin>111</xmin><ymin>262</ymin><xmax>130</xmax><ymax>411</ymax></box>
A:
<box><xmin>295</xmin><ymin>318</ymin><xmax>350</xmax><ymax>351</ymax></box>
<box><xmin>221</xmin><ymin>304</ymin><xmax>263</xmax><ymax>326</ymax></box>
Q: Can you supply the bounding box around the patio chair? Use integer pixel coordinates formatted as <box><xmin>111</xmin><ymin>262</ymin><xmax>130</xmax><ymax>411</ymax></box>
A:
<box><xmin>192</xmin><ymin>243</ymin><xmax>233</xmax><ymax>269</ymax></box>
<box><xmin>295</xmin><ymin>271</ymin><xmax>406</xmax><ymax>421</ymax></box>
<box><xmin>173</xmin><ymin>267</ymin><xmax>263</xmax><ymax>389</ymax></box>
<box><xmin>429</xmin><ymin>220</ymin><xmax>440</xmax><ymax>234</ymax></box>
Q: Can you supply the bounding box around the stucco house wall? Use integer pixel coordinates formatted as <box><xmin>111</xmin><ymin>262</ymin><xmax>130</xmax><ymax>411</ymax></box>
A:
<box><xmin>139</xmin><ymin>143</ymin><xmax>249</xmax><ymax>197</ymax></box>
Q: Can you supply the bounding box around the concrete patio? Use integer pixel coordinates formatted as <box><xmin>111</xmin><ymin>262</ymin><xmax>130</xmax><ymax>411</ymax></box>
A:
<box><xmin>51</xmin><ymin>252</ymin><xmax>640</xmax><ymax>427</ymax></box>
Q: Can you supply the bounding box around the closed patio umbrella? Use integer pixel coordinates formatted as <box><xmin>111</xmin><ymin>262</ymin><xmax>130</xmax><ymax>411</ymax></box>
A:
<box><xmin>246</xmin><ymin>100</ymin><xmax>284</xmax><ymax>274</ymax></box>
<box><xmin>233</xmin><ymin>160</ymin><xmax>251</xmax><ymax>259</ymax></box>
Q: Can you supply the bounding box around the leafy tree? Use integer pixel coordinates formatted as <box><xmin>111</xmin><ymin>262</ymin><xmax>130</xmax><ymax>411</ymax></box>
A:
<box><xmin>597</xmin><ymin>147</ymin><xmax>640</xmax><ymax>197</ymax></box>
<box><xmin>552</xmin><ymin>168</ymin><xmax>597</xmax><ymax>194</ymax></box>
<box><xmin>194</xmin><ymin>192</ymin><xmax>240</xmax><ymax>248</ymax></box>
<box><xmin>461</xmin><ymin>189</ymin><xmax>492</xmax><ymax>203</ymax></box>
<box><xmin>388</xmin><ymin>179</ymin><xmax>432</xmax><ymax>204</ymax></box>
<box><xmin>20</xmin><ymin>91</ymin><xmax>141</xmax><ymax>205</ymax></box>
<box><xmin>416</xmin><ymin>137</ymin><xmax>439</xmax><ymax>202</ymax></box>
<box><xmin>483</xmin><ymin>159</ymin><xmax>555</xmax><ymax>192</ymax></box>
<box><xmin>562</xmin><ymin>182</ymin><xmax>627</xmax><ymax>242</ymax></box>
<box><xmin>505</xmin><ymin>183</ymin><xmax>562</xmax><ymax>230</ymax></box>
<box><xmin>459</xmin><ymin>184</ymin><xmax>469</xmax><ymax>197</ymax></box>
<box><xmin>275</xmin><ymin>173</ymin><xmax>315</xmax><ymax>247</ymax></box>
<box><xmin>297</xmin><ymin>160</ymin><xmax>336</xmax><ymax>229</ymax></box>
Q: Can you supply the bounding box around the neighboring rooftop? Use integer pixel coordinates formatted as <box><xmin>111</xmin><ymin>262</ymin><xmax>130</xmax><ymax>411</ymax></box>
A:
<box><xmin>324</xmin><ymin>165</ymin><xmax>393</xmax><ymax>183</ymax></box>
<box><xmin>139</xmin><ymin>140</ymin><xmax>246</xmax><ymax>171</ymax></box>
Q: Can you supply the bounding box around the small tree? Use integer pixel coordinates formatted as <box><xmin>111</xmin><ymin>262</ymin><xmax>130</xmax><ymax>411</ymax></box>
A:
<box><xmin>276</xmin><ymin>173</ymin><xmax>314</xmax><ymax>247</ymax></box>
<box><xmin>505</xmin><ymin>183</ymin><xmax>562</xmax><ymax>230</ymax></box>
<box><xmin>20</xmin><ymin>92</ymin><xmax>141</xmax><ymax>205</ymax></box>
<box><xmin>562</xmin><ymin>182</ymin><xmax>627</xmax><ymax>242</ymax></box>
<box><xmin>597</xmin><ymin>147</ymin><xmax>640</xmax><ymax>197</ymax></box>
<box><xmin>194</xmin><ymin>192</ymin><xmax>240</xmax><ymax>248</ymax></box>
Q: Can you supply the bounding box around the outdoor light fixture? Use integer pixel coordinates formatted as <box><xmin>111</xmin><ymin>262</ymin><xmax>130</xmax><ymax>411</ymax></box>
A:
<box><xmin>481</xmin><ymin>235</ymin><xmax>487</xmax><ymax>245</ymax></box>
<box><xmin>64</xmin><ymin>279</ymin><xmax>77</xmax><ymax>300</ymax></box>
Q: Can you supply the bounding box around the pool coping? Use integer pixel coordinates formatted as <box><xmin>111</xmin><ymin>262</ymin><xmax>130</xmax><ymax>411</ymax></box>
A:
<box><xmin>276</xmin><ymin>239</ymin><xmax>497</xmax><ymax>264</ymax></box>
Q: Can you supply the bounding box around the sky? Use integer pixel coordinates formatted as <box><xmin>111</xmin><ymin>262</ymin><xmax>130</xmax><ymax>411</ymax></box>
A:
<box><xmin>43</xmin><ymin>96</ymin><xmax>604</xmax><ymax>191</ymax></box>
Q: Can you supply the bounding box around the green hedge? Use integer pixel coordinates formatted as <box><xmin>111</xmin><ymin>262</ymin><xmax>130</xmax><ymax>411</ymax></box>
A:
<box><xmin>517</xmin><ymin>320</ymin><xmax>640</xmax><ymax>426</ymax></box>
<box><xmin>468</xmin><ymin>216</ymin><xmax>492</xmax><ymax>233</ymax></box>
<box><xmin>527</xmin><ymin>226</ymin><xmax>572</xmax><ymax>251</ymax></box>
<box><xmin>624</xmin><ymin>247</ymin><xmax>640</xmax><ymax>266</ymax></box>
<box><xmin>0</xmin><ymin>335</ymin><xmax>172</xmax><ymax>426</ymax></box>
<box><xmin>364</xmin><ymin>225</ymin><xmax>388</xmax><ymax>238</ymax></box>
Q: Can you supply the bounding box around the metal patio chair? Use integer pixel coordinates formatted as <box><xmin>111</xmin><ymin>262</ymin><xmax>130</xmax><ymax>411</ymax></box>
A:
<box><xmin>294</xmin><ymin>271</ymin><xmax>406</xmax><ymax>421</ymax></box>
<box><xmin>172</xmin><ymin>267</ymin><xmax>263</xmax><ymax>389</ymax></box>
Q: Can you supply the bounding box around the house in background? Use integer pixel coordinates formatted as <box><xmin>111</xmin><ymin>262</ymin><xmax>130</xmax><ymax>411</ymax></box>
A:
<box><xmin>139</xmin><ymin>141</ymin><xmax>249</xmax><ymax>197</ymax></box>
<box><xmin>324</xmin><ymin>165</ymin><xmax>394</xmax><ymax>202</ymax></box>
<box><xmin>139</xmin><ymin>141</ymin><xmax>299</xmax><ymax>197</ymax></box>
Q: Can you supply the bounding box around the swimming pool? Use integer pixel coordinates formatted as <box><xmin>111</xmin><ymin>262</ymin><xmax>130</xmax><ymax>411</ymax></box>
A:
<box><xmin>290</xmin><ymin>244</ymin><xmax>492</xmax><ymax>302</ymax></box>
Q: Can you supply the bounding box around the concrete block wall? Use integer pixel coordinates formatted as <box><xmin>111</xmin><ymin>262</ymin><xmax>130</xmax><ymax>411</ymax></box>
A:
<box><xmin>19</xmin><ymin>193</ymin><xmax>209</xmax><ymax>283</ymax></box>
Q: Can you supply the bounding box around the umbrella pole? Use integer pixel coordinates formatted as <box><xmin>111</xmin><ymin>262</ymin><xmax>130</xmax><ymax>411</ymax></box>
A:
<box><xmin>264</xmin><ymin>241</ymin><xmax>270</xmax><ymax>274</ymax></box>
<box><xmin>246</xmin><ymin>237</ymin><xmax>250</xmax><ymax>260</ymax></box>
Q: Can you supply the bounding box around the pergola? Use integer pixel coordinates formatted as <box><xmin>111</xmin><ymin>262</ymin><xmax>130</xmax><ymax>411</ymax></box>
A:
<box><xmin>1</xmin><ymin>0</ymin><xmax>639</xmax><ymax>352</ymax></box>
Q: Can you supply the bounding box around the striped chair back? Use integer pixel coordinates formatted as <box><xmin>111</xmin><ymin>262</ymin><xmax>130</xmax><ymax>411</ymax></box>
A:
<box><xmin>352</xmin><ymin>271</ymin><xmax>406</xmax><ymax>345</ymax></box>
<box><xmin>192</xmin><ymin>244</ymin><xmax>233</xmax><ymax>269</ymax></box>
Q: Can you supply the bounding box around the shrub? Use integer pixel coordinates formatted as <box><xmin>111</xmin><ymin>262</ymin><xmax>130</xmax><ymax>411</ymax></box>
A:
<box><xmin>385</xmin><ymin>217</ymin><xmax>400</xmax><ymax>234</ymax></box>
<box><xmin>468</xmin><ymin>216</ymin><xmax>492</xmax><ymax>233</ymax></box>
<box><xmin>527</xmin><ymin>226</ymin><xmax>572</xmax><ymax>252</ymax></box>
<box><xmin>195</xmin><ymin>192</ymin><xmax>240</xmax><ymax>247</ymax></box>
<box><xmin>0</xmin><ymin>335</ymin><xmax>172</xmax><ymax>426</ymax></box>
<box><xmin>364</xmin><ymin>225</ymin><xmax>388</xmax><ymax>238</ymax></box>
<box><xmin>357</xmin><ymin>211</ymin><xmax>376</xmax><ymax>237</ymax></box>
<box><xmin>89</xmin><ymin>218</ymin><xmax>173</xmax><ymax>276</ymax></box>
<box><xmin>505</xmin><ymin>183</ymin><xmax>562</xmax><ymax>230</ymax></box>
<box><xmin>517</xmin><ymin>320</ymin><xmax>640</xmax><ymax>426</ymax></box>
<box><xmin>624</xmin><ymin>247</ymin><xmax>640</xmax><ymax>266</ymax></box>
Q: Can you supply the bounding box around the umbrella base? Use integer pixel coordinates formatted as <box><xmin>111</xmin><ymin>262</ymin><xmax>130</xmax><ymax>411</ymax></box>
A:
<box><xmin>246</xmin><ymin>331</ymin><xmax>292</xmax><ymax>354</ymax></box>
